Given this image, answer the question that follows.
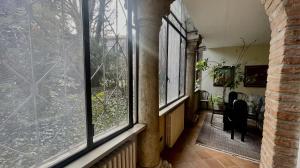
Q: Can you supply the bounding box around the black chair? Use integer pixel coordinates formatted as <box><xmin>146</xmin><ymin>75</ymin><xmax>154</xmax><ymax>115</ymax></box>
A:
<box><xmin>229</xmin><ymin>100</ymin><xmax>248</xmax><ymax>142</ymax></box>
<box><xmin>229</xmin><ymin>92</ymin><xmax>238</xmax><ymax>104</ymax></box>
<box><xmin>223</xmin><ymin>92</ymin><xmax>237</xmax><ymax>130</ymax></box>
<box><xmin>199</xmin><ymin>90</ymin><xmax>209</xmax><ymax>110</ymax></box>
<box><xmin>247</xmin><ymin>97</ymin><xmax>262</xmax><ymax>127</ymax></box>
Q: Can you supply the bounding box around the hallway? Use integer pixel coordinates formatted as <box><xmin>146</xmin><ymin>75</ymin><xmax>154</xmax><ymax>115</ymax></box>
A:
<box><xmin>162</xmin><ymin>111</ymin><xmax>259</xmax><ymax>168</ymax></box>
<box><xmin>1</xmin><ymin>0</ymin><xmax>299</xmax><ymax>167</ymax></box>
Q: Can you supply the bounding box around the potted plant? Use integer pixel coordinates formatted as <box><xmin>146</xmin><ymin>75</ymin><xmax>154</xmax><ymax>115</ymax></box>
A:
<box><xmin>195</xmin><ymin>58</ymin><xmax>209</xmax><ymax>89</ymax></box>
<box><xmin>209</xmin><ymin>61</ymin><xmax>244</xmax><ymax>103</ymax></box>
<box><xmin>195</xmin><ymin>58</ymin><xmax>209</xmax><ymax>71</ymax></box>
<box><xmin>211</xmin><ymin>95</ymin><xmax>223</xmax><ymax>110</ymax></box>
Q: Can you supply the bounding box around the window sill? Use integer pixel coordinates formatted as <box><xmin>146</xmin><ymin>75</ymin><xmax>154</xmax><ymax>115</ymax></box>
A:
<box><xmin>159</xmin><ymin>96</ymin><xmax>189</xmax><ymax>117</ymax></box>
<box><xmin>65</xmin><ymin>124</ymin><xmax>146</xmax><ymax>168</ymax></box>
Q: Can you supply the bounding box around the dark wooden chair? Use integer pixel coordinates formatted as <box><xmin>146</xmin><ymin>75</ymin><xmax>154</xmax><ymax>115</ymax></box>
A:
<box><xmin>228</xmin><ymin>100</ymin><xmax>248</xmax><ymax>142</ymax></box>
<box><xmin>199</xmin><ymin>90</ymin><xmax>209</xmax><ymax>110</ymax></box>
<box><xmin>223</xmin><ymin>91</ymin><xmax>237</xmax><ymax>130</ymax></box>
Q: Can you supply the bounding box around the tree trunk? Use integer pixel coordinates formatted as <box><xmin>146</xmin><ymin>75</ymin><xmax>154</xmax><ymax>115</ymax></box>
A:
<box><xmin>222</xmin><ymin>86</ymin><xmax>227</xmax><ymax>104</ymax></box>
<box><xmin>89</xmin><ymin>0</ymin><xmax>96</xmax><ymax>25</ymax></box>
<box><xmin>95</xmin><ymin>0</ymin><xmax>106</xmax><ymax>43</ymax></box>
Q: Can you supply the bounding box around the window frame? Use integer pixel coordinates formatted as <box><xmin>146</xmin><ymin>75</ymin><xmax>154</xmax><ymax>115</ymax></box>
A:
<box><xmin>159</xmin><ymin>11</ymin><xmax>187</xmax><ymax>110</ymax></box>
<box><xmin>133</xmin><ymin>1</ymin><xmax>139</xmax><ymax>124</ymax></box>
<box><xmin>52</xmin><ymin>0</ymin><xmax>136</xmax><ymax>167</ymax></box>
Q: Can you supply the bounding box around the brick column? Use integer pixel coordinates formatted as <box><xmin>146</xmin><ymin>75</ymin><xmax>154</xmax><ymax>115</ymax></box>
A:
<box><xmin>260</xmin><ymin>0</ymin><xmax>300</xmax><ymax>168</ymax></box>
<box><xmin>136</xmin><ymin>0</ymin><xmax>173</xmax><ymax>167</ymax></box>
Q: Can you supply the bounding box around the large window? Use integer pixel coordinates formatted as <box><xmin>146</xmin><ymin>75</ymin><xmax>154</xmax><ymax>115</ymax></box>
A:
<box><xmin>167</xmin><ymin>26</ymin><xmax>181</xmax><ymax>103</ymax></box>
<box><xmin>159</xmin><ymin>0</ymin><xmax>187</xmax><ymax>108</ymax></box>
<box><xmin>89</xmin><ymin>0</ymin><xmax>131</xmax><ymax>141</ymax></box>
<box><xmin>179</xmin><ymin>38</ymin><xmax>186</xmax><ymax>96</ymax></box>
<box><xmin>159</xmin><ymin>20</ymin><xmax>168</xmax><ymax>107</ymax></box>
<box><xmin>0</xmin><ymin>0</ymin><xmax>135</xmax><ymax>167</ymax></box>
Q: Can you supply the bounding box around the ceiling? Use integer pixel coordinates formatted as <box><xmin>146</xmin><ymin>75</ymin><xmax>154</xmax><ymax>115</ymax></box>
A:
<box><xmin>183</xmin><ymin>0</ymin><xmax>271</xmax><ymax>48</ymax></box>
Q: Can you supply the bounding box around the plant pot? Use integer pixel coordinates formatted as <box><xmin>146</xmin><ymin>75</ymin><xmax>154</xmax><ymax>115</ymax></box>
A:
<box><xmin>213</xmin><ymin>103</ymin><xmax>224</xmax><ymax>110</ymax></box>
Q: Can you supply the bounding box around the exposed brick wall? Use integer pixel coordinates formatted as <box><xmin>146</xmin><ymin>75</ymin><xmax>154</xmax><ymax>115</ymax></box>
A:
<box><xmin>260</xmin><ymin>0</ymin><xmax>300</xmax><ymax>168</ymax></box>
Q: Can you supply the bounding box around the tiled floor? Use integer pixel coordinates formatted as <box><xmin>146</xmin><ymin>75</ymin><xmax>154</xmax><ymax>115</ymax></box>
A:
<box><xmin>161</xmin><ymin>111</ymin><xmax>259</xmax><ymax>168</ymax></box>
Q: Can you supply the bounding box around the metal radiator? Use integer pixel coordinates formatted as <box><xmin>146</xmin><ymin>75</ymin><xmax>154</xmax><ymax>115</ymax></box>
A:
<box><xmin>166</xmin><ymin>103</ymin><xmax>185</xmax><ymax>148</ymax></box>
<box><xmin>92</xmin><ymin>141</ymin><xmax>136</xmax><ymax>168</ymax></box>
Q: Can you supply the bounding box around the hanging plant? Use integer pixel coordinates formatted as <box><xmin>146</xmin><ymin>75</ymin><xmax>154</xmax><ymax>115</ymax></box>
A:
<box><xmin>208</xmin><ymin>60</ymin><xmax>244</xmax><ymax>103</ymax></box>
<box><xmin>230</xmin><ymin>64</ymin><xmax>244</xmax><ymax>90</ymax></box>
<box><xmin>209</xmin><ymin>60</ymin><xmax>226</xmax><ymax>79</ymax></box>
<box><xmin>196</xmin><ymin>58</ymin><xmax>209</xmax><ymax>71</ymax></box>
<box><xmin>206</xmin><ymin>38</ymin><xmax>255</xmax><ymax>103</ymax></box>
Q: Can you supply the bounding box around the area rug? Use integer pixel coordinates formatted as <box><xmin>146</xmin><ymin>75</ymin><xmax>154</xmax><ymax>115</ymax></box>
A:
<box><xmin>196</xmin><ymin>113</ymin><xmax>262</xmax><ymax>161</ymax></box>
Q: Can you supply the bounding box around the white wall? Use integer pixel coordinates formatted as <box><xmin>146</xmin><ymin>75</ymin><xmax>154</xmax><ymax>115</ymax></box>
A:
<box><xmin>201</xmin><ymin>44</ymin><xmax>269</xmax><ymax>101</ymax></box>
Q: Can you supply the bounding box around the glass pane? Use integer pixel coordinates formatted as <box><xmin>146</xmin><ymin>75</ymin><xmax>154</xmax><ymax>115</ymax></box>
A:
<box><xmin>168</xmin><ymin>14</ymin><xmax>181</xmax><ymax>31</ymax></box>
<box><xmin>170</xmin><ymin>0</ymin><xmax>182</xmax><ymax>23</ymax></box>
<box><xmin>170</xmin><ymin>0</ymin><xmax>187</xmax><ymax>34</ymax></box>
<box><xmin>179</xmin><ymin>38</ymin><xmax>186</xmax><ymax>97</ymax></box>
<box><xmin>167</xmin><ymin>26</ymin><xmax>180</xmax><ymax>103</ymax></box>
<box><xmin>89</xmin><ymin>0</ymin><xmax>129</xmax><ymax>140</ymax></box>
<box><xmin>159</xmin><ymin>20</ymin><xmax>168</xmax><ymax>107</ymax></box>
<box><xmin>0</xmin><ymin>0</ymin><xmax>86</xmax><ymax>167</ymax></box>
<box><xmin>133</xmin><ymin>28</ymin><xmax>137</xmax><ymax>123</ymax></box>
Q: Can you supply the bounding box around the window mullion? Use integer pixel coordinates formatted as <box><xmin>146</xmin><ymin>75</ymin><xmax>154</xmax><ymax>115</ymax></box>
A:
<box><xmin>165</xmin><ymin>21</ymin><xmax>169</xmax><ymax>106</ymax></box>
<box><xmin>82</xmin><ymin>0</ymin><xmax>94</xmax><ymax>148</ymax></box>
<box><xmin>135</xmin><ymin>2</ymin><xmax>139</xmax><ymax>123</ymax></box>
<box><xmin>128</xmin><ymin>0</ymin><xmax>134</xmax><ymax>126</ymax></box>
<box><xmin>178</xmin><ymin>37</ymin><xmax>182</xmax><ymax>96</ymax></box>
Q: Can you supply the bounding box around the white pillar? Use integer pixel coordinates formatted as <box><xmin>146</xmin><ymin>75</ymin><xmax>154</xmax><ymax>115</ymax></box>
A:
<box><xmin>136</xmin><ymin>0</ymin><xmax>173</xmax><ymax>168</ymax></box>
<box><xmin>185</xmin><ymin>33</ymin><xmax>202</xmax><ymax>124</ymax></box>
